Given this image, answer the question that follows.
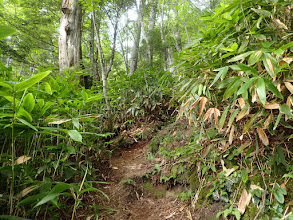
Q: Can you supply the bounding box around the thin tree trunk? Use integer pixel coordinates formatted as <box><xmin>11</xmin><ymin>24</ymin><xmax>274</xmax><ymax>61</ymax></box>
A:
<box><xmin>90</xmin><ymin>13</ymin><xmax>99</xmax><ymax>82</ymax></box>
<box><xmin>130</xmin><ymin>0</ymin><xmax>144</xmax><ymax>75</ymax></box>
<box><xmin>92</xmin><ymin>7</ymin><xmax>120</xmax><ymax>131</ymax></box>
<box><xmin>58</xmin><ymin>0</ymin><xmax>82</xmax><ymax>72</ymax></box>
<box><xmin>146</xmin><ymin>0</ymin><xmax>156</xmax><ymax>65</ymax></box>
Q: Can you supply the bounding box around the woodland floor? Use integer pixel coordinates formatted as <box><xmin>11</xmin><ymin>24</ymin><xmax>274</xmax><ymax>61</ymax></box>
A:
<box><xmin>89</xmin><ymin>123</ymin><xmax>225</xmax><ymax>220</ymax></box>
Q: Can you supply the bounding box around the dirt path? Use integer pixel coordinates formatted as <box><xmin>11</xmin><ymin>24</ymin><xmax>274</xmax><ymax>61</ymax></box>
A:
<box><xmin>94</xmin><ymin>139</ymin><xmax>223</xmax><ymax>220</ymax></box>
<box><xmin>97</xmin><ymin>140</ymin><xmax>192</xmax><ymax>220</ymax></box>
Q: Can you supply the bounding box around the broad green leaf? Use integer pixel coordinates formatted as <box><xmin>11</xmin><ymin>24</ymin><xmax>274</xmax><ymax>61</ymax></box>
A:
<box><xmin>34</xmin><ymin>193</ymin><xmax>60</xmax><ymax>208</ymax></box>
<box><xmin>273</xmin><ymin>112</ymin><xmax>282</xmax><ymax>130</ymax></box>
<box><xmin>243</xmin><ymin>111</ymin><xmax>262</xmax><ymax>134</ymax></box>
<box><xmin>224</xmin><ymin>79</ymin><xmax>242</xmax><ymax>99</ymax></box>
<box><xmin>256</xmin><ymin>78</ymin><xmax>266</xmax><ymax>105</ymax></box>
<box><xmin>22</xmin><ymin>93</ymin><xmax>35</xmax><ymax>112</ymax></box>
<box><xmin>248</xmin><ymin>51</ymin><xmax>262</xmax><ymax>66</ymax></box>
<box><xmin>209</xmin><ymin>66</ymin><xmax>228</xmax><ymax>88</ymax></box>
<box><xmin>17</xmin><ymin>107</ymin><xmax>33</xmax><ymax>122</ymax></box>
<box><xmin>0</xmin><ymin>215</ymin><xmax>31</xmax><ymax>220</ymax></box>
<box><xmin>263</xmin><ymin>78</ymin><xmax>283</xmax><ymax>99</ymax></box>
<box><xmin>218</xmin><ymin>105</ymin><xmax>230</xmax><ymax>132</ymax></box>
<box><xmin>68</xmin><ymin>130</ymin><xmax>82</xmax><ymax>142</ymax></box>
<box><xmin>280</xmin><ymin>104</ymin><xmax>293</xmax><ymax>118</ymax></box>
<box><xmin>16</xmin><ymin>117</ymin><xmax>38</xmax><ymax>131</ymax></box>
<box><xmin>0</xmin><ymin>26</ymin><xmax>17</xmax><ymax>40</ymax></box>
<box><xmin>78</xmin><ymin>187</ymin><xmax>99</xmax><ymax>195</ymax></box>
<box><xmin>17</xmin><ymin>192</ymin><xmax>46</xmax><ymax>207</ymax></box>
<box><xmin>0</xmin><ymin>81</ymin><xmax>13</xmax><ymax>90</ymax></box>
<box><xmin>228</xmin><ymin>51</ymin><xmax>254</xmax><ymax>63</ymax></box>
<box><xmin>263</xmin><ymin>53</ymin><xmax>276</xmax><ymax>79</ymax></box>
<box><xmin>228</xmin><ymin>108</ymin><xmax>239</xmax><ymax>127</ymax></box>
<box><xmin>44</xmin><ymin>82</ymin><xmax>52</xmax><ymax>95</ymax></box>
<box><xmin>274</xmin><ymin>189</ymin><xmax>285</xmax><ymax>204</ymax></box>
<box><xmin>277</xmin><ymin>146</ymin><xmax>287</xmax><ymax>166</ymax></box>
<box><xmin>50</xmin><ymin>182</ymin><xmax>72</xmax><ymax>194</ymax></box>
<box><xmin>283</xmin><ymin>174</ymin><xmax>293</xmax><ymax>178</ymax></box>
<box><xmin>72</xmin><ymin>118</ymin><xmax>80</xmax><ymax>129</ymax></box>
<box><xmin>237</xmin><ymin>77</ymin><xmax>257</xmax><ymax>95</ymax></box>
<box><xmin>238</xmin><ymin>63</ymin><xmax>258</xmax><ymax>77</ymax></box>
<box><xmin>14</xmin><ymin>71</ymin><xmax>51</xmax><ymax>92</ymax></box>
<box><xmin>281</xmin><ymin>42</ymin><xmax>293</xmax><ymax>51</ymax></box>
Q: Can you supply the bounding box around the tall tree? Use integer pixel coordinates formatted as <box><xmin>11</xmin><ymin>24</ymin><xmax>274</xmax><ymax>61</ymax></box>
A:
<box><xmin>59</xmin><ymin>0</ymin><xmax>83</xmax><ymax>72</ymax></box>
<box><xmin>129</xmin><ymin>0</ymin><xmax>144</xmax><ymax>74</ymax></box>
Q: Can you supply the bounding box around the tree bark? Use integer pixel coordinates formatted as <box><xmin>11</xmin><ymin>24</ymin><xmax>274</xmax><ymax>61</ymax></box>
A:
<box><xmin>129</xmin><ymin>0</ymin><xmax>144</xmax><ymax>75</ymax></box>
<box><xmin>90</xmin><ymin>13</ymin><xmax>99</xmax><ymax>82</ymax></box>
<box><xmin>58</xmin><ymin>0</ymin><xmax>82</xmax><ymax>72</ymax></box>
<box><xmin>92</xmin><ymin>6</ymin><xmax>120</xmax><ymax>131</ymax></box>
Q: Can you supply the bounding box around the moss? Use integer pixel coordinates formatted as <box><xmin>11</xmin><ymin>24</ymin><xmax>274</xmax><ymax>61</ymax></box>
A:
<box><xmin>143</xmin><ymin>181</ymin><xmax>167</xmax><ymax>198</ymax></box>
<box><xmin>243</xmin><ymin>205</ymin><xmax>259</xmax><ymax>220</ymax></box>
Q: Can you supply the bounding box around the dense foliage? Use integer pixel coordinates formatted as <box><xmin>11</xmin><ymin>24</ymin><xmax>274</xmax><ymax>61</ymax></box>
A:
<box><xmin>1</xmin><ymin>0</ymin><xmax>293</xmax><ymax>219</ymax></box>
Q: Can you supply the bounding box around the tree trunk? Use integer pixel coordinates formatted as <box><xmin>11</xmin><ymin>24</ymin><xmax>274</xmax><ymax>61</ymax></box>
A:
<box><xmin>159</xmin><ymin>0</ymin><xmax>172</xmax><ymax>71</ymax></box>
<box><xmin>146</xmin><ymin>0</ymin><xmax>156</xmax><ymax>65</ymax></box>
<box><xmin>90</xmin><ymin>13</ymin><xmax>99</xmax><ymax>82</ymax></box>
<box><xmin>129</xmin><ymin>0</ymin><xmax>144</xmax><ymax>75</ymax></box>
<box><xmin>92</xmin><ymin>7</ymin><xmax>120</xmax><ymax>131</ymax></box>
<box><xmin>58</xmin><ymin>0</ymin><xmax>82</xmax><ymax>72</ymax></box>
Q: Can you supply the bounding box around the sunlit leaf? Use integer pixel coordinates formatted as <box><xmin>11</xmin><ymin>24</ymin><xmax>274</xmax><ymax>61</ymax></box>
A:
<box><xmin>256</xmin><ymin>78</ymin><xmax>266</xmax><ymax>105</ymax></box>
<box><xmin>0</xmin><ymin>26</ymin><xmax>17</xmax><ymax>40</ymax></box>
<box><xmin>248</xmin><ymin>51</ymin><xmax>262</xmax><ymax>66</ymax></box>
<box><xmin>68</xmin><ymin>130</ymin><xmax>82</xmax><ymax>142</ymax></box>
<box><xmin>14</xmin><ymin>71</ymin><xmax>51</xmax><ymax>92</ymax></box>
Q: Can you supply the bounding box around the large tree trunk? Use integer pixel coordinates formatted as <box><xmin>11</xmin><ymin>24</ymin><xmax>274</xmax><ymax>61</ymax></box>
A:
<box><xmin>58</xmin><ymin>0</ymin><xmax>82</xmax><ymax>72</ymax></box>
<box><xmin>129</xmin><ymin>0</ymin><xmax>144</xmax><ymax>75</ymax></box>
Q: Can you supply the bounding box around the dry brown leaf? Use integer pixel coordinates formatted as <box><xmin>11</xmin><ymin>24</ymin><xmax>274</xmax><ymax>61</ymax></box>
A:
<box><xmin>178</xmin><ymin>98</ymin><xmax>191</xmax><ymax>116</ymax></box>
<box><xmin>263</xmin><ymin>114</ymin><xmax>272</xmax><ymax>129</ymax></box>
<box><xmin>191</xmin><ymin>97</ymin><xmax>201</xmax><ymax>108</ymax></box>
<box><xmin>48</xmin><ymin>119</ymin><xmax>71</xmax><ymax>125</ymax></box>
<box><xmin>201</xmin><ymin>144</ymin><xmax>212</xmax><ymax>158</ymax></box>
<box><xmin>15</xmin><ymin>155</ymin><xmax>31</xmax><ymax>165</ymax></box>
<box><xmin>274</xmin><ymin>19</ymin><xmax>289</xmax><ymax>30</ymax></box>
<box><xmin>186</xmin><ymin>209</ymin><xmax>193</xmax><ymax>220</ymax></box>
<box><xmin>263</xmin><ymin>103</ymin><xmax>280</xmax><ymax>109</ymax></box>
<box><xmin>252</xmin><ymin>89</ymin><xmax>257</xmax><ymax>103</ymax></box>
<box><xmin>229</xmin><ymin>125</ymin><xmax>235</xmax><ymax>145</ymax></box>
<box><xmin>225</xmin><ymin>168</ymin><xmax>236</xmax><ymax>177</ymax></box>
<box><xmin>257</xmin><ymin>127</ymin><xmax>269</xmax><ymax>146</ymax></box>
<box><xmin>281</xmin><ymin>183</ymin><xmax>287</xmax><ymax>190</ymax></box>
<box><xmin>285</xmin><ymin>82</ymin><xmax>293</xmax><ymax>94</ymax></box>
<box><xmin>238</xmin><ymin>142</ymin><xmax>251</xmax><ymax>152</ymax></box>
<box><xmin>257</xmin><ymin>61</ymin><xmax>263</xmax><ymax>72</ymax></box>
<box><xmin>214</xmin><ymin>108</ymin><xmax>221</xmax><ymax>125</ymax></box>
<box><xmin>287</xmin><ymin>96</ymin><xmax>292</xmax><ymax>107</ymax></box>
<box><xmin>20</xmin><ymin>185</ymin><xmax>39</xmax><ymax>197</ymax></box>
<box><xmin>266</xmin><ymin>58</ymin><xmax>276</xmax><ymax>79</ymax></box>
<box><xmin>250</xmin><ymin>185</ymin><xmax>264</xmax><ymax>190</ymax></box>
<box><xmin>237</xmin><ymin>98</ymin><xmax>246</xmax><ymax>109</ymax></box>
<box><xmin>199</xmin><ymin>97</ymin><xmax>208</xmax><ymax>116</ymax></box>
<box><xmin>238</xmin><ymin>189</ymin><xmax>252</xmax><ymax>215</ymax></box>
<box><xmin>283</xmin><ymin>57</ymin><xmax>293</xmax><ymax>64</ymax></box>
<box><xmin>204</xmin><ymin>108</ymin><xmax>214</xmax><ymax>121</ymax></box>
<box><xmin>236</xmin><ymin>108</ymin><xmax>250</xmax><ymax>121</ymax></box>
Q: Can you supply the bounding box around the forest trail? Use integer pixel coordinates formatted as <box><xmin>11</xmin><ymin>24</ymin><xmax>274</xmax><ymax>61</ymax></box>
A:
<box><xmin>95</xmin><ymin>139</ymin><xmax>221</xmax><ymax>220</ymax></box>
<box><xmin>97</xmin><ymin>140</ymin><xmax>190</xmax><ymax>220</ymax></box>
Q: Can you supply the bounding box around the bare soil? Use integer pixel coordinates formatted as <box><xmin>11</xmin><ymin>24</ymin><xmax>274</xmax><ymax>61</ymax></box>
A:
<box><xmin>93</xmin><ymin>139</ymin><xmax>223</xmax><ymax>220</ymax></box>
